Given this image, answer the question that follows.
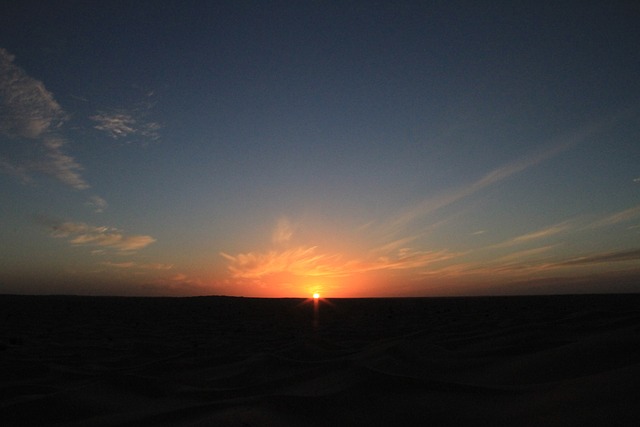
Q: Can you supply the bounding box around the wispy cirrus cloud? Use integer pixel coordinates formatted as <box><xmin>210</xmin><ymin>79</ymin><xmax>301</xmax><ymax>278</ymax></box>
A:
<box><xmin>221</xmin><ymin>245</ymin><xmax>457</xmax><ymax>280</ymax></box>
<box><xmin>90</xmin><ymin>107</ymin><xmax>161</xmax><ymax>141</ymax></box>
<box><xmin>588</xmin><ymin>204</ymin><xmax>640</xmax><ymax>228</ymax></box>
<box><xmin>493</xmin><ymin>244</ymin><xmax>558</xmax><ymax>263</ymax></box>
<box><xmin>49</xmin><ymin>220</ymin><xmax>155</xmax><ymax>252</ymax></box>
<box><xmin>0</xmin><ymin>48</ymin><xmax>89</xmax><ymax>189</ymax></box>
<box><xmin>86</xmin><ymin>195</ymin><xmax>108</xmax><ymax>213</ymax></box>
<box><xmin>555</xmin><ymin>248</ymin><xmax>640</xmax><ymax>267</ymax></box>
<box><xmin>40</xmin><ymin>136</ymin><xmax>89</xmax><ymax>189</ymax></box>
<box><xmin>272</xmin><ymin>216</ymin><xmax>295</xmax><ymax>244</ymax></box>
<box><xmin>389</xmin><ymin>141</ymin><xmax>575</xmax><ymax>231</ymax></box>
<box><xmin>490</xmin><ymin>221</ymin><xmax>573</xmax><ymax>249</ymax></box>
<box><xmin>223</xmin><ymin>218</ymin><xmax>458</xmax><ymax>283</ymax></box>
<box><xmin>0</xmin><ymin>49</ymin><xmax>65</xmax><ymax>138</ymax></box>
<box><xmin>386</xmin><ymin>121</ymin><xmax>609</xmax><ymax>234</ymax></box>
<box><xmin>101</xmin><ymin>261</ymin><xmax>173</xmax><ymax>270</ymax></box>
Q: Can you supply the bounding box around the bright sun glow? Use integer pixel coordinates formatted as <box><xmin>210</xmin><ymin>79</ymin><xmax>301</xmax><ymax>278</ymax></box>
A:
<box><xmin>313</xmin><ymin>293</ymin><xmax>320</xmax><ymax>299</ymax></box>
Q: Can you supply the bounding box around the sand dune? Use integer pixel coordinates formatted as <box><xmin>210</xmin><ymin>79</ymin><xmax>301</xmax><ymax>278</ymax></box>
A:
<box><xmin>1</xmin><ymin>294</ymin><xmax>639</xmax><ymax>426</ymax></box>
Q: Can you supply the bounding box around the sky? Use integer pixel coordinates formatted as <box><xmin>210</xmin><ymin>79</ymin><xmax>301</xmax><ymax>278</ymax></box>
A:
<box><xmin>1</xmin><ymin>1</ymin><xmax>639</xmax><ymax>298</ymax></box>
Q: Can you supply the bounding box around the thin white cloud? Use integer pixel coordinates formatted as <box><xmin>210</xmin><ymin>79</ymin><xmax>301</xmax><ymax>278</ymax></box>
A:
<box><xmin>101</xmin><ymin>261</ymin><xmax>173</xmax><ymax>270</ymax></box>
<box><xmin>369</xmin><ymin>235</ymin><xmax>418</xmax><ymax>255</ymax></box>
<box><xmin>0</xmin><ymin>48</ymin><xmax>66</xmax><ymax>139</ymax></box>
<box><xmin>0</xmin><ymin>48</ymin><xmax>89</xmax><ymax>189</ymax></box>
<box><xmin>39</xmin><ymin>136</ymin><xmax>89</xmax><ymax>189</ymax></box>
<box><xmin>91</xmin><ymin>112</ymin><xmax>136</xmax><ymax>138</ymax></box>
<box><xmin>555</xmin><ymin>248</ymin><xmax>640</xmax><ymax>267</ymax></box>
<box><xmin>589</xmin><ymin>204</ymin><xmax>640</xmax><ymax>228</ymax></box>
<box><xmin>86</xmin><ymin>195</ymin><xmax>108</xmax><ymax>213</ymax></box>
<box><xmin>90</xmin><ymin>109</ymin><xmax>161</xmax><ymax>141</ymax></box>
<box><xmin>50</xmin><ymin>220</ymin><xmax>156</xmax><ymax>252</ymax></box>
<box><xmin>490</xmin><ymin>221</ymin><xmax>572</xmax><ymax>249</ymax></box>
<box><xmin>493</xmin><ymin>245</ymin><xmax>557</xmax><ymax>263</ymax></box>
<box><xmin>101</xmin><ymin>261</ymin><xmax>136</xmax><ymax>269</ymax></box>
<box><xmin>387</xmin><ymin>121</ymin><xmax>608</xmax><ymax>234</ymax></box>
<box><xmin>272</xmin><ymin>217</ymin><xmax>294</xmax><ymax>244</ymax></box>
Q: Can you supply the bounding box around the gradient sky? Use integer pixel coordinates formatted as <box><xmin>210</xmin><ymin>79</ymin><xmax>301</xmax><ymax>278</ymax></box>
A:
<box><xmin>1</xmin><ymin>1</ymin><xmax>639</xmax><ymax>297</ymax></box>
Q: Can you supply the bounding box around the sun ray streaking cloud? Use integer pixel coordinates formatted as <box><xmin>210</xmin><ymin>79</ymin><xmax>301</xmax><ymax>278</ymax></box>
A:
<box><xmin>221</xmin><ymin>245</ymin><xmax>458</xmax><ymax>281</ymax></box>
<box><xmin>49</xmin><ymin>221</ymin><xmax>155</xmax><ymax>252</ymax></box>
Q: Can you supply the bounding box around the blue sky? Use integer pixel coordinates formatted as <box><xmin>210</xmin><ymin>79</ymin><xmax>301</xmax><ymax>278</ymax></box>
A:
<box><xmin>1</xmin><ymin>1</ymin><xmax>639</xmax><ymax>297</ymax></box>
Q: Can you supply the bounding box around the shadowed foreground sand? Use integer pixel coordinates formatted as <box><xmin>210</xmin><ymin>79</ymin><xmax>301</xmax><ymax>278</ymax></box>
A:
<box><xmin>1</xmin><ymin>294</ymin><xmax>640</xmax><ymax>426</ymax></box>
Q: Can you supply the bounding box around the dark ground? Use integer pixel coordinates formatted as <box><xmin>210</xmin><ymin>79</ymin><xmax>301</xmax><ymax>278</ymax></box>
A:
<box><xmin>1</xmin><ymin>294</ymin><xmax>640</xmax><ymax>426</ymax></box>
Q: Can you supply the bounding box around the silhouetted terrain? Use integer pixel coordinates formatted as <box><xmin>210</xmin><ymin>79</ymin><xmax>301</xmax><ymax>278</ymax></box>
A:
<box><xmin>2</xmin><ymin>294</ymin><xmax>640</xmax><ymax>426</ymax></box>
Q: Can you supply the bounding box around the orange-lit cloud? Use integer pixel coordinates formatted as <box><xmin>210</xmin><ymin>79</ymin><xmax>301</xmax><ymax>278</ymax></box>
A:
<box><xmin>221</xmin><ymin>245</ymin><xmax>458</xmax><ymax>281</ymax></box>
<box><xmin>50</xmin><ymin>221</ymin><xmax>156</xmax><ymax>252</ymax></box>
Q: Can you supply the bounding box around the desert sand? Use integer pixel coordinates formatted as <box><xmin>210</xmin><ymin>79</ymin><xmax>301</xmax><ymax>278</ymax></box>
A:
<box><xmin>1</xmin><ymin>294</ymin><xmax>639</xmax><ymax>426</ymax></box>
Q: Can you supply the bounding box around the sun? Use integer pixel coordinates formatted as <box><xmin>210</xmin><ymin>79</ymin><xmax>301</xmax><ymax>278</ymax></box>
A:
<box><xmin>313</xmin><ymin>292</ymin><xmax>320</xmax><ymax>300</ymax></box>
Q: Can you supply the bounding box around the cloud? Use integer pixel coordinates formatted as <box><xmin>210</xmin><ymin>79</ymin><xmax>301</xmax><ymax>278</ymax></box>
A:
<box><xmin>0</xmin><ymin>48</ymin><xmax>89</xmax><ymax>189</ymax></box>
<box><xmin>272</xmin><ymin>217</ymin><xmax>294</xmax><ymax>244</ymax></box>
<box><xmin>555</xmin><ymin>248</ymin><xmax>640</xmax><ymax>267</ymax></box>
<box><xmin>589</xmin><ymin>204</ymin><xmax>640</xmax><ymax>228</ymax></box>
<box><xmin>90</xmin><ymin>109</ymin><xmax>161</xmax><ymax>141</ymax></box>
<box><xmin>39</xmin><ymin>136</ymin><xmax>89</xmax><ymax>189</ymax></box>
<box><xmin>101</xmin><ymin>261</ymin><xmax>173</xmax><ymax>270</ymax></box>
<box><xmin>221</xmin><ymin>246</ymin><xmax>343</xmax><ymax>279</ymax></box>
<box><xmin>388</xmin><ymin>122</ymin><xmax>606</xmax><ymax>232</ymax></box>
<box><xmin>86</xmin><ymin>195</ymin><xmax>108</xmax><ymax>213</ymax></box>
<box><xmin>0</xmin><ymin>48</ymin><xmax>66</xmax><ymax>139</ymax></box>
<box><xmin>101</xmin><ymin>261</ymin><xmax>136</xmax><ymax>269</ymax></box>
<box><xmin>634</xmin><ymin>177</ymin><xmax>640</xmax><ymax>183</ymax></box>
<box><xmin>221</xmin><ymin>245</ymin><xmax>457</xmax><ymax>281</ymax></box>
<box><xmin>490</xmin><ymin>221</ymin><xmax>572</xmax><ymax>248</ymax></box>
<box><xmin>493</xmin><ymin>245</ymin><xmax>557</xmax><ymax>263</ymax></box>
<box><xmin>50</xmin><ymin>220</ymin><xmax>156</xmax><ymax>252</ymax></box>
<box><xmin>369</xmin><ymin>236</ymin><xmax>418</xmax><ymax>255</ymax></box>
<box><xmin>90</xmin><ymin>112</ymin><xmax>136</xmax><ymax>138</ymax></box>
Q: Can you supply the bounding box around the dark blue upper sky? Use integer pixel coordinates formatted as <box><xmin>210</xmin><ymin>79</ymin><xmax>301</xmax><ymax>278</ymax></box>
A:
<box><xmin>1</xmin><ymin>1</ymin><xmax>639</xmax><ymax>297</ymax></box>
